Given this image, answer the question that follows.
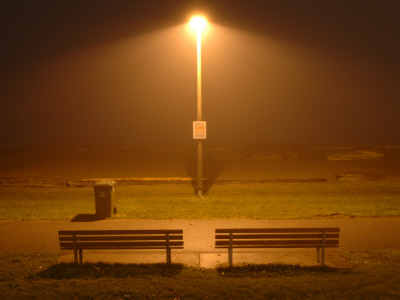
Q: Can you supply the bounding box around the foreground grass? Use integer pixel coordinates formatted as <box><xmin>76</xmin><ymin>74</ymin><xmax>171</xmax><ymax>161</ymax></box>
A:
<box><xmin>0</xmin><ymin>250</ymin><xmax>399</xmax><ymax>299</ymax></box>
<box><xmin>0</xmin><ymin>181</ymin><xmax>399</xmax><ymax>220</ymax></box>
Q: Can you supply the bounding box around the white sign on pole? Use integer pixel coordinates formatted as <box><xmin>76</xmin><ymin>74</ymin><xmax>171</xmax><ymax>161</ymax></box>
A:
<box><xmin>193</xmin><ymin>121</ymin><xmax>207</xmax><ymax>139</ymax></box>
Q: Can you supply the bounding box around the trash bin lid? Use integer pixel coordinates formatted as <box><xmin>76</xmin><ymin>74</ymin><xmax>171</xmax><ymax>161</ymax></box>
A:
<box><xmin>94</xmin><ymin>180</ymin><xmax>116</xmax><ymax>187</ymax></box>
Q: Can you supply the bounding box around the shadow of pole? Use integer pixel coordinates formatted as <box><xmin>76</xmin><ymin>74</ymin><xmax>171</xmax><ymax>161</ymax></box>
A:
<box><xmin>184</xmin><ymin>147</ymin><xmax>225</xmax><ymax>196</ymax></box>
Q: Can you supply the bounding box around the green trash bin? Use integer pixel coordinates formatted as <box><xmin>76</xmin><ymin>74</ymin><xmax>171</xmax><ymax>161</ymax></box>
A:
<box><xmin>93</xmin><ymin>181</ymin><xmax>117</xmax><ymax>219</ymax></box>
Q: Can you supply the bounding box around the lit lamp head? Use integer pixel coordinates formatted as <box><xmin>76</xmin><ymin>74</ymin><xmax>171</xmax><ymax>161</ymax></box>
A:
<box><xmin>189</xmin><ymin>15</ymin><xmax>208</xmax><ymax>33</ymax></box>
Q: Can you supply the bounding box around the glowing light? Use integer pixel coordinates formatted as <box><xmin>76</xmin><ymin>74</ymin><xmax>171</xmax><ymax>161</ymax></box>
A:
<box><xmin>189</xmin><ymin>15</ymin><xmax>208</xmax><ymax>33</ymax></box>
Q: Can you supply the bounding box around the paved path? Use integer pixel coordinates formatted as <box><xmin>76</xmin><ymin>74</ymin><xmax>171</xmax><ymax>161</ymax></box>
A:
<box><xmin>1</xmin><ymin>218</ymin><xmax>399</xmax><ymax>267</ymax></box>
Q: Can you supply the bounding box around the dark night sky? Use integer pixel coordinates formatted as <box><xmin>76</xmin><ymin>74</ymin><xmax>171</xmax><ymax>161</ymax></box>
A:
<box><xmin>1</xmin><ymin>0</ymin><xmax>399</xmax><ymax>146</ymax></box>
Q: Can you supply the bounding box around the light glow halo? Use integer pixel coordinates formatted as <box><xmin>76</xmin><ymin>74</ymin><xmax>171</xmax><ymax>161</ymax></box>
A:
<box><xmin>189</xmin><ymin>15</ymin><xmax>208</xmax><ymax>33</ymax></box>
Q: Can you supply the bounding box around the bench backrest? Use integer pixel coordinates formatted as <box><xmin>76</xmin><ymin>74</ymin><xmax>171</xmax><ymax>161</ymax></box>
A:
<box><xmin>59</xmin><ymin>229</ymin><xmax>184</xmax><ymax>250</ymax></box>
<box><xmin>215</xmin><ymin>228</ymin><xmax>340</xmax><ymax>249</ymax></box>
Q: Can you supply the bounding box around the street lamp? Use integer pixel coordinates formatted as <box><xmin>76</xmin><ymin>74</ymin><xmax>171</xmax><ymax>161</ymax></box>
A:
<box><xmin>189</xmin><ymin>15</ymin><xmax>208</xmax><ymax>197</ymax></box>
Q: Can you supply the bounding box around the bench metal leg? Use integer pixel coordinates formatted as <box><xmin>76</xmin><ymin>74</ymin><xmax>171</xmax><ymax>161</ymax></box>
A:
<box><xmin>72</xmin><ymin>233</ymin><xmax>78</xmax><ymax>264</ymax></box>
<box><xmin>165</xmin><ymin>232</ymin><xmax>171</xmax><ymax>265</ymax></box>
<box><xmin>228</xmin><ymin>247</ymin><xmax>233</xmax><ymax>267</ymax></box>
<box><xmin>166</xmin><ymin>248</ymin><xmax>171</xmax><ymax>265</ymax></box>
<box><xmin>79</xmin><ymin>249</ymin><xmax>83</xmax><ymax>264</ymax></box>
<box><xmin>228</xmin><ymin>231</ymin><xmax>233</xmax><ymax>267</ymax></box>
<box><xmin>316</xmin><ymin>247</ymin><xmax>326</xmax><ymax>265</ymax></box>
<box><xmin>321</xmin><ymin>229</ymin><xmax>326</xmax><ymax>265</ymax></box>
<box><xmin>321</xmin><ymin>247</ymin><xmax>325</xmax><ymax>265</ymax></box>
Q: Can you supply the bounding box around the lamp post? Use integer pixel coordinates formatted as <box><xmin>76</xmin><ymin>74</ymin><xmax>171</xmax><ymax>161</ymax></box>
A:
<box><xmin>189</xmin><ymin>15</ymin><xmax>207</xmax><ymax>197</ymax></box>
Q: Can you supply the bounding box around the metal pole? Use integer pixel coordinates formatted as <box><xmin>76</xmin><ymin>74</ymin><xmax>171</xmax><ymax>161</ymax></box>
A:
<box><xmin>196</xmin><ymin>30</ymin><xmax>203</xmax><ymax>197</ymax></box>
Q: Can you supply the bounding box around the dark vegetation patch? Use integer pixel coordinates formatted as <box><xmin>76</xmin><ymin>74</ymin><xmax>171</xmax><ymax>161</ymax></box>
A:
<box><xmin>30</xmin><ymin>262</ymin><xmax>184</xmax><ymax>280</ymax></box>
<box><xmin>217</xmin><ymin>263</ymin><xmax>351</xmax><ymax>278</ymax></box>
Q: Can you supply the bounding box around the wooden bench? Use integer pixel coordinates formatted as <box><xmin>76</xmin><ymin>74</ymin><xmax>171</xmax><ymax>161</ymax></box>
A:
<box><xmin>215</xmin><ymin>228</ymin><xmax>340</xmax><ymax>266</ymax></box>
<box><xmin>58</xmin><ymin>229</ymin><xmax>184</xmax><ymax>264</ymax></box>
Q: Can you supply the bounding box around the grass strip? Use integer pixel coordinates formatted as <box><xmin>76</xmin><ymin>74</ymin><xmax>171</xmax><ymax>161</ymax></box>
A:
<box><xmin>0</xmin><ymin>181</ymin><xmax>399</xmax><ymax>220</ymax></box>
<box><xmin>0</xmin><ymin>250</ymin><xmax>399</xmax><ymax>299</ymax></box>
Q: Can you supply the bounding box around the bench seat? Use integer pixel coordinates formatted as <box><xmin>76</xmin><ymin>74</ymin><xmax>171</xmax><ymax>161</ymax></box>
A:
<box><xmin>215</xmin><ymin>228</ymin><xmax>340</xmax><ymax>266</ymax></box>
<box><xmin>59</xmin><ymin>229</ymin><xmax>184</xmax><ymax>264</ymax></box>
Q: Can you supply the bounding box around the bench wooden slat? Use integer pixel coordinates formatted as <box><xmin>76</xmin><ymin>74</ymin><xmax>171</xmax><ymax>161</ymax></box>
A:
<box><xmin>59</xmin><ymin>229</ymin><xmax>183</xmax><ymax>235</ymax></box>
<box><xmin>59</xmin><ymin>235</ymin><xmax>183</xmax><ymax>242</ymax></box>
<box><xmin>60</xmin><ymin>242</ymin><xmax>183</xmax><ymax>249</ymax></box>
<box><xmin>61</xmin><ymin>246</ymin><xmax>175</xmax><ymax>250</ymax></box>
<box><xmin>216</xmin><ymin>233</ymin><xmax>339</xmax><ymax>239</ymax></box>
<box><xmin>60</xmin><ymin>240</ymin><xmax>183</xmax><ymax>246</ymax></box>
<box><xmin>60</xmin><ymin>246</ymin><xmax>183</xmax><ymax>250</ymax></box>
<box><xmin>216</xmin><ymin>245</ymin><xmax>338</xmax><ymax>249</ymax></box>
<box><xmin>216</xmin><ymin>240</ymin><xmax>338</xmax><ymax>247</ymax></box>
<box><xmin>216</xmin><ymin>228</ymin><xmax>340</xmax><ymax>234</ymax></box>
<box><xmin>217</xmin><ymin>245</ymin><xmax>336</xmax><ymax>249</ymax></box>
